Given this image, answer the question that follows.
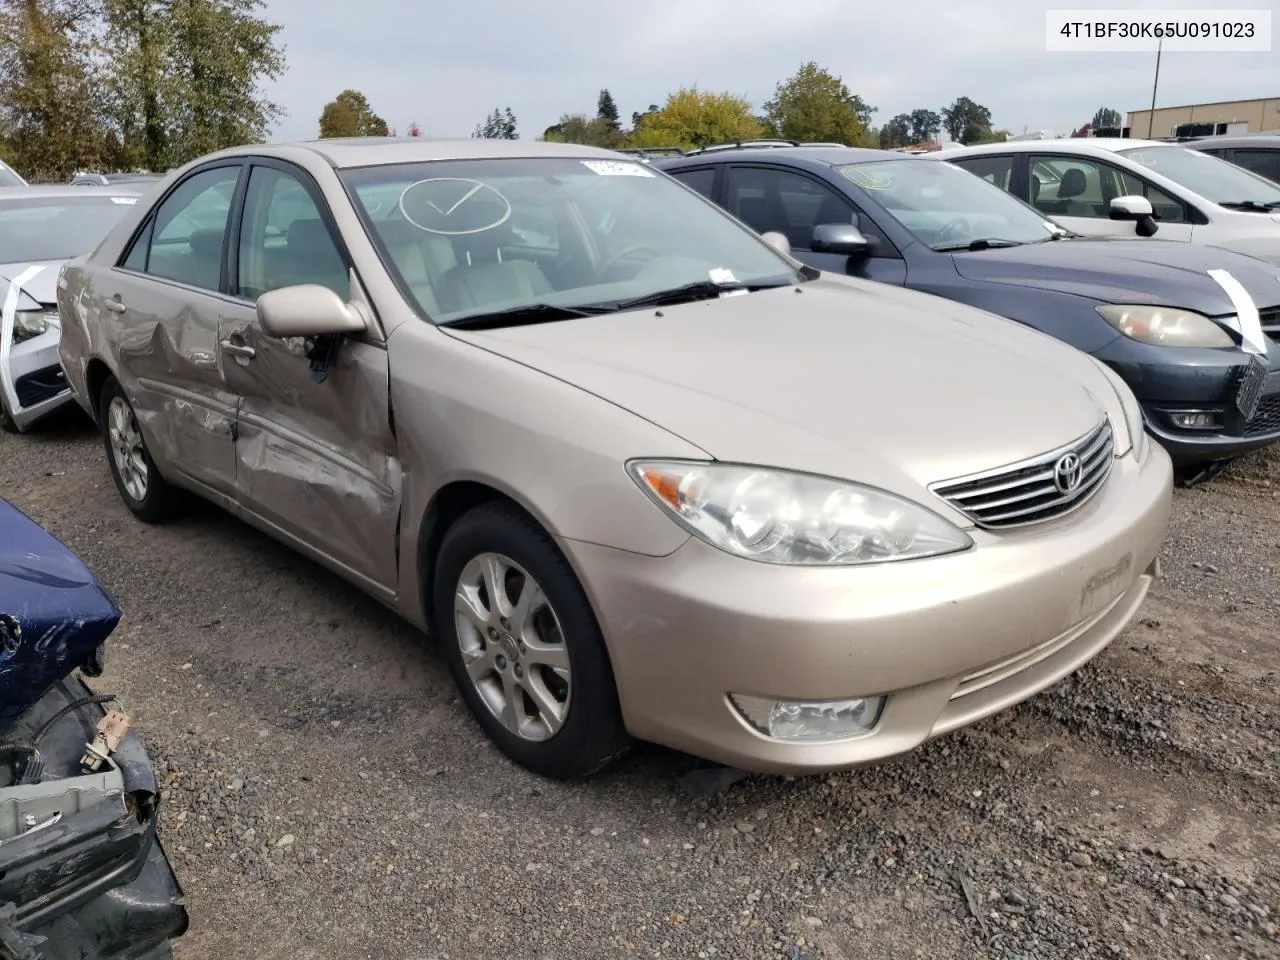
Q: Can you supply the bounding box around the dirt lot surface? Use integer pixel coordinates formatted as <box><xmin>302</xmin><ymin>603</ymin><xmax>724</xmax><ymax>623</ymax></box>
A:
<box><xmin>3</xmin><ymin>413</ymin><xmax>1277</xmax><ymax>960</ymax></box>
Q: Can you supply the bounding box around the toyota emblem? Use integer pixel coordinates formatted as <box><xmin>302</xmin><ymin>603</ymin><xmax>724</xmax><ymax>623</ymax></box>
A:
<box><xmin>1053</xmin><ymin>452</ymin><xmax>1084</xmax><ymax>494</ymax></box>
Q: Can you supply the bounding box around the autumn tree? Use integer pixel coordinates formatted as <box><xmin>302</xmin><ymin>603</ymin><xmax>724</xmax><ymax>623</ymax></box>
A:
<box><xmin>627</xmin><ymin>87</ymin><xmax>763</xmax><ymax>150</ymax></box>
<box><xmin>319</xmin><ymin>89</ymin><xmax>389</xmax><ymax>138</ymax></box>
<box><xmin>0</xmin><ymin>0</ymin><xmax>110</xmax><ymax>179</ymax></box>
<box><xmin>763</xmin><ymin>62</ymin><xmax>876</xmax><ymax>146</ymax></box>
<box><xmin>473</xmin><ymin>107</ymin><xmax>517</xmax><ymax>139</ymax></box>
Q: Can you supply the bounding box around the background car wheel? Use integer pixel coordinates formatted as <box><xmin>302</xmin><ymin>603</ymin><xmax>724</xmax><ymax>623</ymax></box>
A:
<box><xmin>432</xmin><ymin>502</ymin><xmax>631</xmax><ymax>779</ymax></box>
<box><xmin>98</xmin><ymin>375</ymin><xmax>187</xmax><ymax>523</ymax></box>
<box><xmin>0</xmin><ymin>396</ymin><xmax>17</xmax><ymax>434</ymax></box>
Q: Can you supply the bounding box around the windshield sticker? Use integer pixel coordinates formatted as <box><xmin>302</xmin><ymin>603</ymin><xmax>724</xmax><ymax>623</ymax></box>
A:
<box><xmin>580</xmin><ymin>160</ymin><xmax>654</xmax><ymax>178</ymax></box>
<box><xmin>842</xmin><ymin>167</ymin><xmax>892</xmax><ymax>190</ymax></box>
<box><xmin>709</xmin><ymin>267</ymin><xmax>738</xmax><ymax>285</ymax></box>
<box><xmin>1206</xmin><ymin>269</ymin><xmax>1267</xmax><ymax>356</ymax></box>
<box><xmin>399</xmin><ymin>178</ymin><xmax>512</xmax><ymax>236</ymax></box>
<box><xmin>110</xmin><ymin>196</ymin><xmax>138</xmax><ymax>204</ymax></box>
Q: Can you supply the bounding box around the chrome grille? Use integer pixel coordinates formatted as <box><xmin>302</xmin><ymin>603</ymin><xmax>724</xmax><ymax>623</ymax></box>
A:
<box><xmin>929</xmin><ymin>420</ymin><xmax>1114</xmax><ymax>529</ymax></box>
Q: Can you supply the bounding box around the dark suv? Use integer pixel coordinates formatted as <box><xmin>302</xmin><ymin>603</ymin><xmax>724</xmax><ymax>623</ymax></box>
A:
<box><xmin>1184</xmin><ymin>135</ymin><xmax>1280</xmax><ymax>185</ymax></box>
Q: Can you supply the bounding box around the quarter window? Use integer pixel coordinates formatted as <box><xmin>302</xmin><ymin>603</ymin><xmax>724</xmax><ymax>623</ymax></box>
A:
<box><xmin>236</xmin><ymin>166</ymin><xmax>349</xmax><ymax>301</ymax></box>
<box><xmin>128</xmin><ymin>166</ymin><xmax>239</xmax><ymax>292</ymax></box>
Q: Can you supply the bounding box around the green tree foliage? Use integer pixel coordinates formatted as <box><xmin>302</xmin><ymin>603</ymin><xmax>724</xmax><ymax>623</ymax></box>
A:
<box><xmin>319</xmin><ymin>89</ymin><xmax>389</xmax><ymax>138</ymax></box>
<box><xmin>763</xmin><ymin>62</ymin><xmax>876</xmax><ymax>146</ymax></box>
<box><xmin>541</xmin><ymin>113</ymin><xmax>616</xmax><ymax>147</ymax></box>
<box><xmin>941</xmin><ymin>96</ymin><xmax>993</xmax><ymax>144</ymax></box>
<box><xmin>879</xmin><ymin>113</ymin><xmax>911</xmax><ymax>148</ymax></box>
<box><xmin>473</xmin><ymin>106</ymin><xmax>518</xmax><ymax>139</ymax></box>
<box><xmin>908</xmin><ymin>108</ymin><xmax>941</xmax><ymax>144</ymax></box>
<box><xmin>105</xmin><ymin>0</ymin><xmax>284</xmax><ymax>170</ymax></box>
<box><xmin>596</xmin><ymin>88</ymin><xmax>620</xmax><ymax>133</ymax></box>
<box><xmin>627</xmin><ymin>86</ymin><xmax>763</xmax><ymax>150</ymax></box>
<box><xmin>1092</xmin><ymin>106</ymin><xmax>1122</xmax><ymax>129</ymax></box>
<box><xmin>0</xmin><ymin>0</ymin><xmax>110</xmax><ymax>180</ymax></box>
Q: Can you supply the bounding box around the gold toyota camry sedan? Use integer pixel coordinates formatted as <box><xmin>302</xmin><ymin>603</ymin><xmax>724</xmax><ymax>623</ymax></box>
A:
<box><xmin>56</xmin><ymin>138</ymin><xmax>1173</xmax><ymax>779</ymax></box>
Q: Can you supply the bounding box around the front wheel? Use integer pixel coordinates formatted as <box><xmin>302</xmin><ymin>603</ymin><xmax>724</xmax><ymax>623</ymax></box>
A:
<box><xmin>432</xmin><ymin>502</ymin><xmax>630</xmax><ymax>779</ymax></box>
<box><xmin>98</xmin><ymin>375</ymin><xmax>187</xmax><ymax>523</ymax></box>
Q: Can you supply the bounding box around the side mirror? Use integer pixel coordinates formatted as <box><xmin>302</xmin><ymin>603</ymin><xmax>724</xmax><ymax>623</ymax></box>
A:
<box><xmin>760</xmin><ymin>230</ymin><xmax>791</xmax><ymax>255</ymax></box>
<box><xmin>256</xmin><ymin>284</ymin><xmax>368</xmax><ymax>339</ymax></box>
<box><xmin>1109</xmin><ymin>195</ymin><xmax>1153</xmax><ymax>220</ymax></box>
<box><xmin>811</xmin><ymin>223</ymin><xmax>870</xmax><ymax>256</ymax></box>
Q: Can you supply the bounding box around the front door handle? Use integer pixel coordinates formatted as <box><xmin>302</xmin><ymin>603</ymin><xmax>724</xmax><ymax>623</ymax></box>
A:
<box><xmin>220</xmin><ymin>339</ymin><xmax>256</xmax><ymax>360</ymax></box>
<box><xmin>104</xmin><ymin>298</ymin><xmax>126</xmax><ymax>313</ymax></box>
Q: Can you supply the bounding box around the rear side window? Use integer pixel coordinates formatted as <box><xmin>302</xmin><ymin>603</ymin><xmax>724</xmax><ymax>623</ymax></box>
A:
<box><xmin>1231</xmin><ymin>150</ymin><xmax>1280</xmax><ymax>185</ymax></box>
<box><xmin>950</xmin><ymin>154</ymin><xmax>1014</xmax><ymax>191</ymax></box>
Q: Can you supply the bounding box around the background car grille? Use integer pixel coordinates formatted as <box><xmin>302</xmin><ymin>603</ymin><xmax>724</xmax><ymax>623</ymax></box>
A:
<box><xmin>929</xmin><ymin>420</ymin><xmax>1114</xmax><ymax>529</ymax></box>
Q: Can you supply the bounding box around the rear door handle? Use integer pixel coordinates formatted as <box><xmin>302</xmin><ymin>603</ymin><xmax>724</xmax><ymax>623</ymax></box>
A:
<box><xmin>220</xmin><ymin>339</ymin><xmax>256</xmax><ymax>359</ymax></box>
<box><xmin>104</xmin><ymin>299</ymin><xmax>126</xmax><ymax>313</ymax></box>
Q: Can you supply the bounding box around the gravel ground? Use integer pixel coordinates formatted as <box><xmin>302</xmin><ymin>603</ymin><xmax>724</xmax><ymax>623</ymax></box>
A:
<box><xmin>3</xmin><ymin>411</ymin><xmax>1278</xmax><ymax>960</ymax></box>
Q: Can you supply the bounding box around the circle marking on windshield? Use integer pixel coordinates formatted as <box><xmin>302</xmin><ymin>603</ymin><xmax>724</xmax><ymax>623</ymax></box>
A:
<box><xmin>398</xmin><ymin>178</ymin><xmax>512</xmax><ymax>236</ymax></box>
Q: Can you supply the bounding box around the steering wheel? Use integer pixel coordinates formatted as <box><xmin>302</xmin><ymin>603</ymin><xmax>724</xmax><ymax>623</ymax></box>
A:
<box><xmin>598</xmin><ymin>243</ymin><xmax>661</xmax><ymax>277</ymax></box>
<box><xmin>937</xmin><ymin>217</ymin><xmax>970</xmax><ymax>243</ymax></box>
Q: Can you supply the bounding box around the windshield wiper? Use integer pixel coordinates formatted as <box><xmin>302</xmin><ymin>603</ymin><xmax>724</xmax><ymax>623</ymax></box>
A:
<box><xmin>933</xmin><ymin>238</ymin><xmax>1026</xmax><ymax>252</ymax></box>
<box><xmin>438</xmin><ymin>302</ymin><xmax>607</xmax><ymax>330</ymax></box>
<box><xmin>1219</xmin><ymin>200</ymin><xmax>1280</xmax><ymax>211</ymax></box>
<box><xmin>593</xmin><ymin>278</ymin><xmax>795</xmax><ymax>312</ymax></box>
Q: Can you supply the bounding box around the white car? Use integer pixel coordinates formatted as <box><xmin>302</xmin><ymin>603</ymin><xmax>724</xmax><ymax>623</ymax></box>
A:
<box><xmin>935</xmin><ymin>138</ymin><xmax>1280</xmax><ymax>265</ymax></box>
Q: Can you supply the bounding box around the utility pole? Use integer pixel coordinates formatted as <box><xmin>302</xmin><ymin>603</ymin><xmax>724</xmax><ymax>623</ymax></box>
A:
<box><xmin>1147</xmin><ymin>37</ymin><xmax>1163</xmax><ymax>137</ymax></box>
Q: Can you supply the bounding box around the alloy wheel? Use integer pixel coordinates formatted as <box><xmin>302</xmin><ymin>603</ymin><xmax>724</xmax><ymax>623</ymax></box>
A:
<box><xmin>107</xmin><ymin>395</ymin><xmax>149</xmax><ymax>502</ymax></box>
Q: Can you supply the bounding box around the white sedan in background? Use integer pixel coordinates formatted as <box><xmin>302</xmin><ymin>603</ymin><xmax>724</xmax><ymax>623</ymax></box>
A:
<box><xmin>1</xmin><ymin>184</ymin><xmax>150</xmax><ymax>432</ymax></box>
<box><xmin>936</xmin><ymin>138</ymin><xmax>1280</xmax><ymax>265</ymax></box>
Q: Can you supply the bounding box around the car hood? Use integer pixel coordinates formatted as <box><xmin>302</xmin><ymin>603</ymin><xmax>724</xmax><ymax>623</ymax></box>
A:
<box><xmin>446</xmin><ymin>277</ymin><xmax>1123</xmax><ymax>505</ymax></box>
<box><xmin>0</xmin><ymin>259</ymin><xmax>64</xmax><ymax>310</ymax></box>
<box><xmin>1215</xmin><ymin>228</ymin><xmax>1280</xmax><ymax>267</ymax></box>
<box><xmin>0</xmin><ymin>498</ymin><xmax>120</xmax><ymax>728</ymax></box>
<box><xmin>951</xmin><ymin>238</ymin><xmax>1280</xmax><ymax>314</ymax></box>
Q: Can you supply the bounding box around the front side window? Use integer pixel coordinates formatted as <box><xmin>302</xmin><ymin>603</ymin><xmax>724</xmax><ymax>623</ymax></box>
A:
<box><xmin>1116</xmin><ymin>144</ymin><xmax>1280</xmax><ymax>207</ymax></box>
<box><xmin>0</xmin><ymin>194</ymin><xmax>140</xmax><ymax>263</ymax></box>
<box><xmin>836</xmin><ymin>159</ymin><xmax>1060</xmax><ymax>250</ymax></box>
<box><xmin>1112</xmin><ymin>169</ymin><xmax>1189</xmax><ymax>222</ymax></box>
<box><xmin>237</xmin><ymin>166</ymin><xmax>349</xmax><ymax>300</ymax></box>
<box><xmin>341</xmin><ymin>157</ymin><xmax>804</xmax><ymax>324</ymax></box>
<box><xmin>1227</xmin><ymin>149</ymin><xmax>1280</xmax><ymax>187</ymax></box>
<box><xmin>1027</xmin><ymin>156</ymin><xmax>1110</xmax><ymax>217</ymax></box>
<box><xmin>670</xmin><ymin>167</ymin><xmax>716</xmax><ymax>198</ymax></box>
<box><xmin>132</xmin><ymin>166</ymin><xmax>240</xmax><ymax>291</ymax></box>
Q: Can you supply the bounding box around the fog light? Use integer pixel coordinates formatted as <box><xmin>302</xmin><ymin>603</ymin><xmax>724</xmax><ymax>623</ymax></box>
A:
<box><xmin>1167</xmin><ymin>411</ymin><xmax>1220</xmax><ymax>430</ymax></box>
<box><xmin>729</xmin><ymin>693</ymin><xmax>885</xmax><ymax>741</ymax></box>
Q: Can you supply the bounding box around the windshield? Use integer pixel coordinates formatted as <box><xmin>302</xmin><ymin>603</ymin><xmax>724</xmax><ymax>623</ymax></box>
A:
<box><xmin>0</xmin><ymin>162</ymin><xmax>24</xmax><ymax>188</ymax></box>
<box><xmin>340</xmin><ymin>157</ymin><xmax>804</xmax><ymax>324</ymax></box>
<box><xmin>838</xmin><ymin>159</ymin><xmax>1061</xmax><ymax>249</ymax></box>
<box><xmin>0</xmin><ymin>194</ymin><xmax>139</xmax><ymax>262</ymax></box>
<box><xmin>1116</xmin><ymin>145</ymin><xmax>1280</xmax><ymax>205</ymax></box>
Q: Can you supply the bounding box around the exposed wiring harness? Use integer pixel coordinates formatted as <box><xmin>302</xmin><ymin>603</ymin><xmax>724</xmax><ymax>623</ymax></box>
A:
<box><xmin>6</xmin><ymin>693</ymin><xmax>123</xmax><ymax>785</ymax></box>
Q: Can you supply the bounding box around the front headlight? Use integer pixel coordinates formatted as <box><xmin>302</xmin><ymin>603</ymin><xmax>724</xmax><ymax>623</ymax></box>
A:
<box><xmin>12</xmin><ymin>308</ymin><xmax>51</xmax><ymax>344</ymax></box>
<box><xmin>628</xmin><ymin>461</ymin><xmax>973</xmax><ymax>565</ymax></box>
<box><xmin>1090</xmin><ymin>359</ymin><xmax>1148</xmax><ymax>462</ymax></box>
<box><xmin>1096</xmin><ymin>304</ymin><xmax>1234</xmax><ymax>348</ymax></box>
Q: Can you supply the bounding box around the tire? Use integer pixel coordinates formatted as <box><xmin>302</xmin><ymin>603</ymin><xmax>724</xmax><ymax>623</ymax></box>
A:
<box><xmin>98</xmin><ymin>375</ymin><xmax>187</xmax><ymax>523</ymax></box>
<box><xmin>432</xmin><ymin>502</ymin><xmax>631</xmax><ymax>779</ymax></box>
<box><xmin>0</xmin><ymin>396</ymin><xmax>17</xmax><ymax>434</ymax></box>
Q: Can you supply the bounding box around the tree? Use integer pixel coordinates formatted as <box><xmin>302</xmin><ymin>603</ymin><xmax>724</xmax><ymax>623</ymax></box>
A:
<box><xmin>0</xmin><ymin>0</ymin><xmax>111</xmax><ymax>179</ymax></box>
<box><xmin>907</xmin><ymin>108</ymin><xmax>941</xmax><ymax>144</ymax></box>
<box><xmin>318</xmin><ymin>89</ymin><xmax>388</xmax><ymax>138</ymax></box>
<box><xmin>879</xmin><ymin>113</ymin><xmax>911</xmax><ymax>149</ymax></box>
<box><xmin>542</xmin><ymin>113</ymin><xmax>616</xmax><ymax>147</ymax></box>
<box><xmin>626</xmin><ymin>86</ymin><xmax>763</xmax><ymax>150</ymax></box>
<box><xmin>104</xmin><ymin>0</ymin><xmax>285</xmax><ymax>171</ymax></box>
<box><xmin>941</xmin><ymin>96</ymin><xmax>993</xmax><ymax>144</ymax></box>
<box><xmin>762</xmin><ymin>62</ymin><xmax>876</xmax><ymax>146</ymax></box>
<box><xmin>1092</xmin><ymin>106</ymin><xmax>1121</xmax><ymax>129</ymax></box>
<box><xmin>473</xmin><ymin>106</ymin><xmax>517</xmax><ymax>139</ymax></box>
<box><xmin>596</xmin><ymin>88</ymin><xmax>620</xmax><ymax>133</ymax></box>
<box><xmin>630</xmin><ymin>103</ymin><xmax>659</xmax><ymax>132</ymax></box>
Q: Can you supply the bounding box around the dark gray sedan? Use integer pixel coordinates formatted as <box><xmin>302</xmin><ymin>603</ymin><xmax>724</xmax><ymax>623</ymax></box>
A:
<box><xmin>656</xmin><ymin>146</ymin><xmax>1280</xmax><ymax>484</ymax></box>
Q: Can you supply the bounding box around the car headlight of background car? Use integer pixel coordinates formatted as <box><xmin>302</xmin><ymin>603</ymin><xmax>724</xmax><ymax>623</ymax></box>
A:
<box><xmin>1089</xmin><ymin>357</ymin><xmax>1148</xmax><ymax>462</ymax></box>
<box><xmin>12</xmin><ymin>308</ymin><xmax>53</xmax><ymax>344</ymax></box>
<box><xmin>628</xmin><ymin>461</ymin><xmax>972</xmax><ymax>565</ymax></box>
<box><xmin>1096</xmin><ymin>304</ymin><xmax>1235</xmax><ymax>349</ymax></box>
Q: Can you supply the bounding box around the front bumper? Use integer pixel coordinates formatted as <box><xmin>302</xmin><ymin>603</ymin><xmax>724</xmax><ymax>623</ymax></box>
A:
<box><xmin>1098</xmin><ymin>338</ymin><xmax>1280</xmax><ymax>465</ymax></box>
<box><xmin>1</xmin><ymin>678</ymin><xmax>188</xmax><ymax>959</ymax></box>
<box><xmin>1</xmin><ymin>326</ymin><xmax>73</xmax><ymax>431</ymax></box>
<box><xmin>564</xmin><ymin>443</ymin><xmax>1172</xmax><ymax>775</ymax></box>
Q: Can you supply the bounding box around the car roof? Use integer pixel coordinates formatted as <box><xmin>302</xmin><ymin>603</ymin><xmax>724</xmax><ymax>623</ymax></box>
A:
<box><xmin>934</xmin><ymin>138</ymin><xmax>1168</xmax><ymax>159</ymax></box>
<box><xmin>0</xmin><ymin>183</ymin><xmax>151</xmax><ymax>199</ymax></box>
<box><xmin>658</xmin><ymin>145</ymin><xmax>911</xmax><ymax>166</ymax></box>
<box><xmin>1188</xmin><ymin>135</ymin><xmax>1280</xmax><ymax>150</ymax></box>
<box><xmin>191</xmin><ymin>136</ymin><xmax>628</xmax><ymax>169</ymax></box>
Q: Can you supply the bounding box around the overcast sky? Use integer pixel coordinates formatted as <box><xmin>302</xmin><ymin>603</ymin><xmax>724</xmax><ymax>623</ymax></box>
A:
<box><xmin>262</xmin><ymin>0</ymin><xmax>1277</xmax><ymax>142</ymax></box>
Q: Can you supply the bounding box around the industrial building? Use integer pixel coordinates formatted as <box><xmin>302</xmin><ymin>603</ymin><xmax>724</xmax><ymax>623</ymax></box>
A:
<box><xmin>1127</xmin><ymin>97</ymin><xmax>1280</xmax><ymax>140</ymax></box>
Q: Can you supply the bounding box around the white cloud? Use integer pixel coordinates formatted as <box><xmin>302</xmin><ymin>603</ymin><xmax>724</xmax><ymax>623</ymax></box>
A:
<box><xmin>261</xmin><ymin>0</ymin><xmax>1279</xmax><ymax>141</ymax></box>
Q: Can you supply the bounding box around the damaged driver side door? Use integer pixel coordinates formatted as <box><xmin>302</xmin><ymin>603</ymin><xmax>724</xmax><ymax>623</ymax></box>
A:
<box><xmin>217</xmin><ymin>159</ymin><xmax>401</xmax><ymax>600</ymax></box>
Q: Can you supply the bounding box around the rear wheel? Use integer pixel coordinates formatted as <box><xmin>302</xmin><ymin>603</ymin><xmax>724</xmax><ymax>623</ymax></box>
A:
<box><xmin>432</xmin><ymin>502</ymin><xmax>630</xmax><ymax>779</ymax></box>
<box><xmin>99</xmin><ymin>375</ymin><xmax>187</xmax><ymax>523</ymax></box>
